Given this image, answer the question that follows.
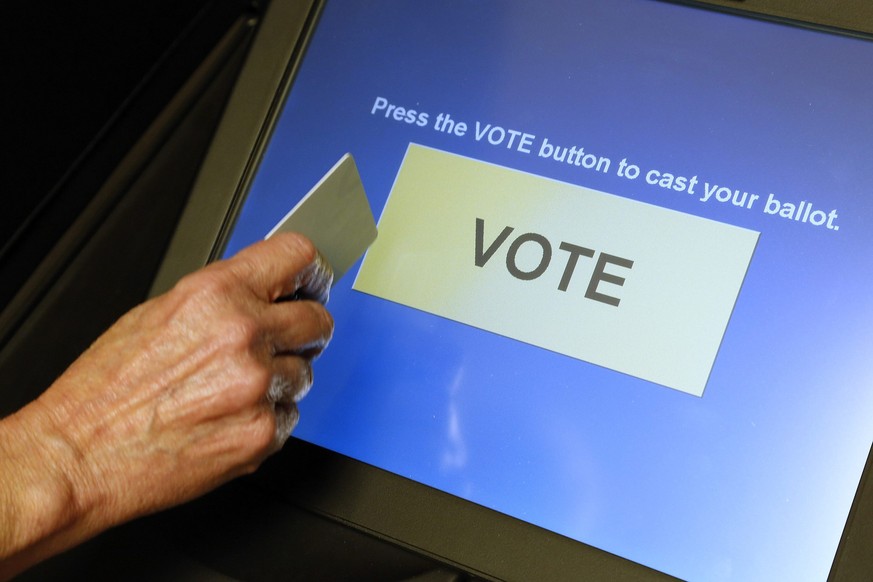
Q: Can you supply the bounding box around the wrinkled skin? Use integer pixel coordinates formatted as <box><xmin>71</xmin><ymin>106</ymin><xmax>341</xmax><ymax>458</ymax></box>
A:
<box><xmin>0</xmin><ymin>233</ymin><xmax>333</xmax><ymax>579</ymax></box>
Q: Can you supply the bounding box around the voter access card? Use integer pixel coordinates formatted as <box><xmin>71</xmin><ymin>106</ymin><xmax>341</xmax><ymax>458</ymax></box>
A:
<box><xmin>267</xmin><ymin>153</ymin><xmax>377</xmax><ymax>284</ymax></box>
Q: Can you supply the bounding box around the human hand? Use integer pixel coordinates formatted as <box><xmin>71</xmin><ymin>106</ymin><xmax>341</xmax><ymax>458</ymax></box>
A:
<box><xmin>0</xmin><ymin>233</ymin><xmax>333</xmax><ymax>575</ymax></box>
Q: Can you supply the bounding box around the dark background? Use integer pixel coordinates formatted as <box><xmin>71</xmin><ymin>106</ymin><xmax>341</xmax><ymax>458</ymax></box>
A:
<box><xmin>0</xmin><ymin>0</ymin><xmax>243</xmax><ymax>314</ymax></box>
<box><xmin>3</xmin><ymin>1</ymin><xmax>210</xmax><ymax>231</ymax></box>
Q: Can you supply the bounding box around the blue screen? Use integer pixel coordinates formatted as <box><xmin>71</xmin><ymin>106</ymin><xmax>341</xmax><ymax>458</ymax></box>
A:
<box><xmin>224</xmin><ymin>2</ymin><xmax>873</xmax><ymax>580</ymax></box>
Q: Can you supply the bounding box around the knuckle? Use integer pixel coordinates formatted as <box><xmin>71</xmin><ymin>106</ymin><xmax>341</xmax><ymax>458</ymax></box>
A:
<box><xmin>238</xmin><ymin>450</ymin><xmax>267</xmax><ymax>476</ymax></box>
<box><xmin>249</xmin><ymin>362</ymin><xmax>273</xmax><ymax>392</ymax></box>
<box><xmin>167</xmin><ymin>269</ymin><xmax>245</xmax><ymax>326</ymax></box>
<box><xmin>250</xmin><ymin>411</ymin><xmax>277</xmax><ymax>454</ymax></box>
<box><xmin>217</xmin><ymin>312</ymin><xmax>262</xmax><ymax>352</ymax></box>
<box><xmin>221</xmin><ymin>356</ymin><xmax>271</xmax><ymax>409</ymax></box>
<box><xmin>175</xmin><ymin>267</ymin><xmax>232</xmax><ymax>299</ymax></box>
<box><xmin>239</xmin><ymin>360</ymin><xmax>272</xmax><ymax>402</ymax></box>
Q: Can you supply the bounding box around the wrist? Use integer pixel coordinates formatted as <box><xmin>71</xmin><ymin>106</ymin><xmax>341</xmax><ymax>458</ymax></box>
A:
<box><xmin>0</xmin><ymin>399</ymin><xmax>89</xmax><ymax>576</ymax></box>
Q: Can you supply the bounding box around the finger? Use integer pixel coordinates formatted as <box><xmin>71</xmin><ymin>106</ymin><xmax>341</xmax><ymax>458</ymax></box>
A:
<box><xmin>264</xmin><ymin>357</ymin><xmax>312</xmax><ymax>452</ymax></box>
<box><xmin>228</xmin><ymin>233</ymin><xmax>332</xmax><ymax>303</ymax></box>
<box><xmin>264</xmin><ymin>300</ymin><xmax>334</xmax><ymax>357</ymax></box>
<box><xmin>266</xmin><ymin>356</ymin><xmax>313</xmax><ymax>406</ymax></box>
<box><xmin>271</xmin><ymin>401</ymin><xmax>299</xmax><ymax>453</ymax></box>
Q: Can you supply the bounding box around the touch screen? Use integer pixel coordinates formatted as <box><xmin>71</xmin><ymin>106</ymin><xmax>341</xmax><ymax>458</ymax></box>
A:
<box><xmin>223</xmin><ymin>1</ymin><xmax>873</xmax><ymax>580</ymax></box>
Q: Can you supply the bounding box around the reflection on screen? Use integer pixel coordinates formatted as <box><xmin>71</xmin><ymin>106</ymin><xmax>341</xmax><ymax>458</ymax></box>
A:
<box><xmin>224</xmin><ymin>1</ymin><xmax>873</xmax><ymax>580</ymax></box>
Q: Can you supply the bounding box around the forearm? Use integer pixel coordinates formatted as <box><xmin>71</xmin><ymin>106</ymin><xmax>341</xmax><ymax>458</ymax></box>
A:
<box><xmin>0</xmin><ymin>234</ymin><xmax>333</xmax><ymax>579</ymax></box>
<box><xmin>0</xmin><ymin>400</ymin><xmax>93</xmax><ymax>580</ymax></box>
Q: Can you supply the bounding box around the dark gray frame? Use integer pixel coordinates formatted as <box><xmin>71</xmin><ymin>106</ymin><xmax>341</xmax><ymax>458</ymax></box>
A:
<box><xmin>151</xmin><ymin>1</ymin><xmax>873</xmax><ymax>579</ymax></box>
